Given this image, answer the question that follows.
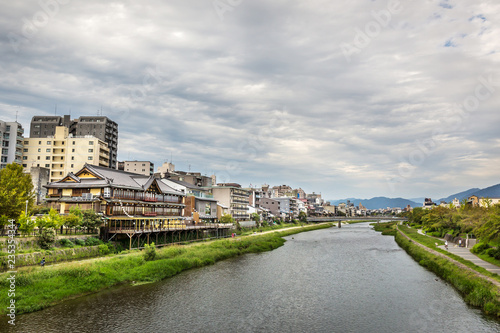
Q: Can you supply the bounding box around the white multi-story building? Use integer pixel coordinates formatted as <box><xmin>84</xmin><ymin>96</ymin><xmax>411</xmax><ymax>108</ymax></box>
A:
<box><xmin>0</xmin><ymin>120</ymin><xmax>24</xmax><ymax>169</ymax></box>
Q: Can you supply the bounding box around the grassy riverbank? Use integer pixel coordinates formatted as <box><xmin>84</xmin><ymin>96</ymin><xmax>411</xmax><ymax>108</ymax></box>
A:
<box><xmin>0</xmin><ymin>223</ymin><xmax>332</xmax><ymax>315</ymax></box>
<box><xmin>394</xmin><ymin>230</ymin><xmax>500</xmax><ymax>318</ymax></box>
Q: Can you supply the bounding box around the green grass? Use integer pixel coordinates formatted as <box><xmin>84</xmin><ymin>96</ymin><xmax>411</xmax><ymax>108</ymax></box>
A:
<box><xmin>0</xmin><ymin>223</ymin><xmax>333</xmax><ymax>315</ymax></box>
<box><xmin>398</xmin><ymin>226</ymin><xmax>500</xmax><ymax>283</ymax></box>
<box><xmin>395</xmin><ymin>231</ymin><xmax>500</xmax><ymax>318</ymax></box>
<box><xmin>476</xmin><ymin>253</ymin><xmax>500</xmax><ymax>268</ymax></box>
<box><xmin>372</xmin><ymin>221</ymin><xmax>398</xmax><ymax>236</ymax></box>
<box><xmin>346</xmin><ymin>220</ymin><xmax>378</xmax><ymax>224</ymax></box>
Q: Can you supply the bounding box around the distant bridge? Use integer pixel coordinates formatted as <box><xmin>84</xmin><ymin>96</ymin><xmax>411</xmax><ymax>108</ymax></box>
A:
<box><xmin>307</xmin><ymin>217</ymin><xmax>408</xmax><ymax>223</ymax></box>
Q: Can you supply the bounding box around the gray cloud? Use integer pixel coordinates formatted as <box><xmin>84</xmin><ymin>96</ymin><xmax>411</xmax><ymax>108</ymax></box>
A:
<box><xmin>0</xmin><ymin>0</ymin><xmax>499</xmax><ymax>200</ymax></box>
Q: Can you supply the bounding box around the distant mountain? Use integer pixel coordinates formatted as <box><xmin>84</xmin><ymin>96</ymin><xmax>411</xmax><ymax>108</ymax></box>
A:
<box><xmin>409</xmin><ymin>197</ymin><xmax>426</xmax><ymax>204</ymax></box>
<box><xmin>436</xmin><ymin>183</ymin><xmax>500</xmax><ymax>203</ymax></box>
<box><xmin>436</xmin><ymin>188</ymin><xmax>480</xmax><ymax>204</ymax></box>
<box><xmin>328</xmin><ymin>182</ymin><xmax>500</xmax><ymax>210</ymax></box>
<box><xmin>471</xmin><ymin>183</ymin><xmax>500</xmax><ymax>198</ymax></box>
<box><xmin>329</xmin><ymin>197</ymin><xmax>420</xmax><ymax>210</ymax></box>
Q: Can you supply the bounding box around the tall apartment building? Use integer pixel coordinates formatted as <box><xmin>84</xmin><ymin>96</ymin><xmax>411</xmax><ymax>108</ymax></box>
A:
<box><xmin>209</xmin><ymin>183</ymin><xmax>249</xmax><ymax>221</ymax></box>
<box><xmin>0</xmin><ymin>120</ymin><xmax>24</xmax><ymax>169</ymax></box>
<box><xmin>22</xmin><ymin>126</ymin><xmax>110</xmax><ymax>182</ymax></box>
<box><xmin>30</xmin><ymin>115</ymin><xmax>118</xmax><ymax>168</ymax></box>
<box><xmin>117</xmin><ymin>160</ymin><xmax>154</xmax><ymax>176</ymax></box>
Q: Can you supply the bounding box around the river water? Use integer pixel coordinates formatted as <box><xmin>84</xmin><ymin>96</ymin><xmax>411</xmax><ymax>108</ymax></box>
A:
<box><xmin>4</xmin><ymin>223</ymin><xmax>500</xmax><ymax>332</ymax></box>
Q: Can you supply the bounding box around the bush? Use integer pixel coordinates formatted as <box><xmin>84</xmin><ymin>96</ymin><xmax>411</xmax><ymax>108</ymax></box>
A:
<box><xmin>74</xmin><ymin>239</ymin><xmax>85</xmax><ymax>246</ymax></box>
<box><xmin>471</xmin><ymin>242</ymin><xmax>491</xmax><ymax>254</ymax></box>
<box><xmin>37</xmin><ymin>228</ymin><xmax>56</xmax><ymax>250</ymax></box>
<box><xmin>59</xmin><ymin>239</ymin><xmax>74</xmax><ymax>248</ymax></box>
<box><xmin>143</xmin><ymin>242</ymin><xmax>156</xmax><ymax>261</ymax></box>
<box><xmin>85</xmin><ymin>237</ymin><xmax>101</xmax><ymax>246</ymax></box>
<box><xmin>98</xmin><ymin>244</ymin><xmax>111</xmax><ymax>256</ymax></box>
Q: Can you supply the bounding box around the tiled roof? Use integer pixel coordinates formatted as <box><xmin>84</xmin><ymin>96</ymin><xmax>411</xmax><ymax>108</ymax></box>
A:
<box><xmin>46</xmin><ymin>164</ymin><xmax>184</xmax><ymax>195</ymax></box>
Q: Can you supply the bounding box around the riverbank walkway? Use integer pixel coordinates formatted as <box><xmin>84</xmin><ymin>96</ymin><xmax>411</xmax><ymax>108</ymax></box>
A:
<box><xmin>417</xmin><ymin>229</ymin><xmax>500</xmax><ymax>276</ymax></box>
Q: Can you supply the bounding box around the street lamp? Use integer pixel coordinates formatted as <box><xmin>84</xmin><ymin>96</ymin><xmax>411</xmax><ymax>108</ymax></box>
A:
<box><xmin>25</xmin><ymin>199</ymin><xmax>28</xmax><ymax>216</ymax></box>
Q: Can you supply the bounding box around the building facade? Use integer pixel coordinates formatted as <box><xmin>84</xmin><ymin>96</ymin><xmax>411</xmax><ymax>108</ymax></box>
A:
<box><xmin>118</xmin><ymin>161</ymin><xmax>154</xmax><ymax>176</ymax></box>
<box><xmin>0</xmin><ymin>120</ymin><xmax>24</xmax><ymax>168</ymax></box>
<box><xmin>210</xmin><ymin>183</ymin><xmax>249</xmax><ymax>221</ymax></box>
<box><xmin>30</xmin><ymin>115</ymin><xmax>118</xmax><ymax>168</ymax></box>
<box><xmin>45</xmin><ymin>164</ymin><xmax>185</xmax><ymax>222</ymax></box>
<box><xmin>22</xmin><ymin>126</ymin><xmax>109</xmax><ymax>182</ymax></box>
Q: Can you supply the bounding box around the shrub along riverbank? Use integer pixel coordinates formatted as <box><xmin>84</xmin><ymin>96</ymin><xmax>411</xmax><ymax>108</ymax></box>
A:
<box><xmin>0</xmin><ymin>223</ymin><xmax>333</xmax><ymax>315</ymax></box>
<box><xmin>393</xmin><ymin>228</ymin><xmax>500</xmax><ymax>318</ymax></box>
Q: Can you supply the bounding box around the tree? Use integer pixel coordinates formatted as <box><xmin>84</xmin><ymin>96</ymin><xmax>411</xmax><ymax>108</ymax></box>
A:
<box><xmin>220</xmin><ymin>214</ymin><xmax>235</xmax><ymax>224</ymax></box>
<box><xmin>63</xmin><ymin>206</ymin><xmax>83</xmax><ymax>233</ymax></box>
<box><xmin>36</xmin><ymin>208</ymin><xmax>63</xmax><ymax>233</ymax></box>
<box><xmin>37</xmin><ymin>228</ymin><xmax>56</xmax><ymax>249</ymax></box>
<box><xmin>250</xmin><ymin>213</ymin><xmax>261</xmax><ymax>227</ymax></box>
<box><xmin>0</xmin><ymin>163</ymin><xmax>34</xmax><ymax>221</ymax></box>
<box><xmin>18</xmin><ymin>211</ymin><xmax>36</xmax><ymax>236</ymax></box>
<box><xmin>298</xmin><ymin>211</ymin><xmax>308</xmax><ymax>223</ymax></box>
<box><xmin>82</xmin><ymin>210</ymin><xmax>102</xmax><ymax>233</ymax></box>
<box><xmin>143</xmin><ymin>242</ymin><xmax>156</xmax><ymax>261</ymax></box>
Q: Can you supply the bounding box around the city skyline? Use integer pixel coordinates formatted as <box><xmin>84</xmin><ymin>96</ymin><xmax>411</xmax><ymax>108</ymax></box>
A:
<box><xmin>1</xmin><ymin>1</ymin><xmax>499</xmax><ymax>200</ymax></box>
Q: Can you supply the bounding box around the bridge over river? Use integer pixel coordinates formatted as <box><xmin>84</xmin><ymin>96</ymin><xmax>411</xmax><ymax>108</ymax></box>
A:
<box><xmin>307</xmin><ymin>216</ymin><xmax>408</xmax><ymax>223</ymax></box>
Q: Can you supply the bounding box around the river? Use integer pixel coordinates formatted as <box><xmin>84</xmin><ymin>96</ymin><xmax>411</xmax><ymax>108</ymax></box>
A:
<box><xmin>3</xmin><ymin>222</ymin><xmax>500</xmax><ymax>332</ymax></box>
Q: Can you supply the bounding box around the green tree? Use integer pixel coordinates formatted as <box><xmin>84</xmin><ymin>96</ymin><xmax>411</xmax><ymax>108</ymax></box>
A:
<box><xmin>220</xmin><ymin>214</ymin><xmax>235</xmax><ymax>224</ymax></box>
<box><xmin>250</xmin><ymin>213</ymin><xmax>261</xmax><ymax>227</ymax></box>
<box><xmin>63</xmin><ymin>206</ymin><xmax>83</xmax><ymax>233</ymax></box>
<box><xmin>298</xmin><ymin>211</ymin><xmax>308</xmax><ymax>223</ymax></box>
<box><xmin>37</xmin><ymin>227</ymin><xmax>56</xmax><ymax>249</ymax></box>
<box><xmin>0</xmin><ymin>164</ymin><xmax>34</xmax><ymax>233</ymax></box>
<box><xmin>475</xmin><ymin>205</ymin><xmax>500</xmax><ymax>243</ymax></box>
<box><xmin>82</xmin><ymin>210</ymin><xmax>102</xmax><ymax>233</ymax></box>
<box><xmin>63</xmin><ymin>214</ymin><xmax>82</xmax><ymax>234</ymax></box>
<box><xmin>18</xmin><ymin>211</ymin><xmax>36</xmax><ymax>236</ymax></box>
<box><xmin>143</xmin><ymin>242</ymin><xmax>156</xmax><ymax>261</ymax></box>
<box><xmin>36</xmin><ymin>208</ymin><xmax>63</xmax><ymax>233</ymax></box>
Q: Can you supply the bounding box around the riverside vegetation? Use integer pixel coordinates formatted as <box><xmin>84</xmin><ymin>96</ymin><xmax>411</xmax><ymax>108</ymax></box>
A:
<box><xmin>373</xmin><ymin>221</ymin><xmax>500</xmax><ymax>318</ymax></box>
<box><xmin>0</xmin><ymin>223</ymin><xmax>333</xmax><ymax>315</ymax></box>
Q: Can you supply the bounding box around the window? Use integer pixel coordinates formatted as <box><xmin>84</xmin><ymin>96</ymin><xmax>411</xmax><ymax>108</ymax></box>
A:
<box><xmin>22</xmin><ymin>156</ymin><xmax>27</xmax><ymax>160</ymax></box>
<box><xmin>89</xmin><ymin>141</ymin><xmax>94</xmax><ymax>145</ymax></box>
<box><xmin>88</xmin><ymin>156</ymin><xmax>93</xmax><ymax>160</ymax></box>
<box><xmin>46</xmin><ymin>156</ymin><xmax>50</xmax><ymax>160</ymax></box>
<box><xmin>22</xmin><ymin>164</ymin><xmax>27</xmax><ymax>167</ymax></box>
<box><xmin>103</xmin><ymin>187</ymin><xmax>111</xmax><ymax>198</ymax></box>
<box><xmin>72</xmin><ymin>141</ymin><xmax>75</xmax><ymax>145</ymax></box>
<box><xmin>24</xmin><ymin>141</ymin><xmax>28</xmax><ymax>145</ymax></box>
<box><xmin>88</xmin><ymin>149</ymin><xmax>93</xmax><ymax>153</ymax></box>
<box><xmin>71</xmin><ymin>156</ymin><xmax>74</xmax><ymax>160</ymax></box>
<box><xmin>47</xmin><ymin>141</ymin><xmax>51</xmax><ymax>145</ymax></box>
<box><xmin>37</xmin><ymin>156</ymin><xmax>40</xmax><ymax>160</ymax></box>
<box><xmin>46</xmin><ymin>149</ymin><xmax>51</xmax><ymax>152</ymax></box>
<box><xmin>62</xmin><ymin>142</ymin><xmax>65</xmax><ymax>145</ymax></box>
<box><xmin>45</xmin><ymin>164</ymin><xmax>49</xmax><ymax>167</ymax></box>
<box><xmin>23</xmin><ymin>148</ymin><xmax>28</xmax><ymax>152</ymax></box>
<box><xmin>38</xmin><ymin>141</ymin><xmax>41</xmax><ymax>144</ymax></box>
<box><xmin>72</xmin><ymin>149</ymin><xmax>75</xmax><ymax>152</ymax></box>
<box><xmin>71</xmin><ymin>164</ymin><xmax>74</xmax><ymax>168</ymax></box>
<box><xmin>38</xmin><ymin>148</ymin><xmax>41</xmax><ymax>152</ymax></box>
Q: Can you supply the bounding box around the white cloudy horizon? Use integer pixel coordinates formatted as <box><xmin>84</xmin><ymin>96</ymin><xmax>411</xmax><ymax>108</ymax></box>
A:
<box><xmin>1</xmin><ymin>0</ymin><xmax>499</xmax><ymax>200</ymax></box>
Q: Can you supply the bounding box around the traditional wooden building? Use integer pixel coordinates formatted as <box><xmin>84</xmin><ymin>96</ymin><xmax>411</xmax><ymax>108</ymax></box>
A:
<box><xmin>45</xmin><ymin>164</ymin><xmax>231</xmax><ymax>249</ymax></box>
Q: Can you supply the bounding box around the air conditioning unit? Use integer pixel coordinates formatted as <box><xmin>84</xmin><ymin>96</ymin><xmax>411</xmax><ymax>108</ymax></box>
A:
<box><xmin>82</xmin><ymin>193</ymin><xmax>93</xmax><ymax>200</ymax></box>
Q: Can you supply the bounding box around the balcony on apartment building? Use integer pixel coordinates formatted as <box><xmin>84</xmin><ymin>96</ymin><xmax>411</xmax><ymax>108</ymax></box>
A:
<box><xmin>187</xmin><ymin>191</ymin><xmax>214</xmax><ymax>199</ymax></box>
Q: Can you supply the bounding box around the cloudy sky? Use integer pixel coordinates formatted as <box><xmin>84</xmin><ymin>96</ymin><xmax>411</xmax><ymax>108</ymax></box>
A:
<box><xmin>1</xmin><ymin>0</ymin><xmax>499</xmax><ymax>200</ymax></box>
